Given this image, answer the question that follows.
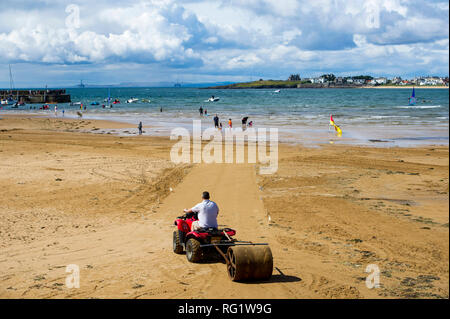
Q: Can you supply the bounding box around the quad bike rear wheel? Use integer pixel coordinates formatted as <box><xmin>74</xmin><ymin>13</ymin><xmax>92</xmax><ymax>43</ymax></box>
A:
<box><xmin>173</xmin><ymin>231</ymin><xmax>184</xmax><ymax>254</ymax></box>
<box><xmin>186</xmin><ymin>238</ymin><xmax>202</xmax><ymax>262</ymax></box>
<box><xmin>226</xmin><ymin>246</ymin><xmax>273</xmax><ymax>281</ymax></box>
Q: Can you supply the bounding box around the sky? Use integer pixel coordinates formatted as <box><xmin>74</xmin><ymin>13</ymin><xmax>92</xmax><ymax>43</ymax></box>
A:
<box><xmin>0</xmin><ymin>0</ymin><xmax>448</xmax><ymax>87</ymax></box>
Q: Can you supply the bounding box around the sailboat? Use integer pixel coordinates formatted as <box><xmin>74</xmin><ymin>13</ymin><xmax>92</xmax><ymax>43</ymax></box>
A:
<box><xmin>103</xmin><ymin>88</ymin><xmax>112</xmax><ymax>108</ymax></box>
<box><xmin>11</xmin><ymin>91</ymin><xmax>22</xmax><ymax>108</ymax></box>
<box><xmin>1</xmin><ymin>65</ymin><xmax>17</xmax><ymax>105</ymax></box>
<box><xmin>408</xmin><ymin>87</ymin><xmax>416</xmax><ymax>106</ymax></box>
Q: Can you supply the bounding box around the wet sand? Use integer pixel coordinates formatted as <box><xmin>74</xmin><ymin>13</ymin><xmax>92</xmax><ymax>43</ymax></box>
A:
<box><xmin>0</xmin><ymin>115</ymin><xmax>448</xmax><ymax>298</ymax></box>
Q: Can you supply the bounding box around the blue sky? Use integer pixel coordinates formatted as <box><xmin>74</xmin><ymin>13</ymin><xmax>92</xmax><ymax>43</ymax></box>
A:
<box><xmin>0</xmin><ymin>0</ymin><xmax>448</xmax><ymax>87</ymax></box>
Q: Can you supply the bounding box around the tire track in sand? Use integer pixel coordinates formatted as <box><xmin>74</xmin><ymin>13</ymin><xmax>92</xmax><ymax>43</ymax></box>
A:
<box><xmin>154</xmin><ymin>163</ymin><xmax>302</xmax><ymax>299</ymax></box>
<box><xmin>0</xmin><ymin>163</ymin><xmax>301</xmax><ymax>298</ymax></box>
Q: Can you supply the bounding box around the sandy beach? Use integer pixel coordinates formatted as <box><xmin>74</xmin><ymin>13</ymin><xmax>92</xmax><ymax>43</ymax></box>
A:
<box><xmin>0</xmin><ymin>115</ymin><xmax>448</xmax><ymax>299</ymax></box>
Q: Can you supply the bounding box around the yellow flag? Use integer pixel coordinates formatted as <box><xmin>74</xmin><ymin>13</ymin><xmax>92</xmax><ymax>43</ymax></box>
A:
<box><xmin>334</xmin><ymin>124</ymin><xmax>342</xmax><ymax>136</ymax></box>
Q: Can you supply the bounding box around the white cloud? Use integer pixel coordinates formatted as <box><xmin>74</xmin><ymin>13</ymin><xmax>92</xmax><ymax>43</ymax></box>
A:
<box><xmin>0</xmin><ymin>0</ymin><xmax>448</xmax><ymax>86</ymax></box>
<box><xmin>0</xmin><ymin>1</ymin><xmax>201</xmax><ymax>65</ymax></box>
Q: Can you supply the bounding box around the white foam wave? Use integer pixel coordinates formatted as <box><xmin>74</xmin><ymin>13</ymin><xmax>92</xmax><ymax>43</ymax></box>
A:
<box><xmin>396</xmin><ymin>105</ymin><xmax>442</xmax><ymax>109</ymax></box>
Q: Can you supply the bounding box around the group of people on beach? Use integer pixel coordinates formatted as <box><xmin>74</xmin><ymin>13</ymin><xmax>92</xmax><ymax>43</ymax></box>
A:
<box><xmin>135</xmin><ymin>108</ymin><xmax>254</xmax><ymax>136</ymax></box>
<box><xmin>198</xmin><ymin>106</ymin><xmax>208</xmax><ymax>116</ymax></box>
<box><xmin>199</xmin><ymin>106</ymin><xmax>253</xmax><ymax>130</ymax></box>
<box><xmin>53</xmin><ymin>105</ymin><xmax>66</xmax><ymax>116</ymax></box>
<box><xmin>213</xmin><ymin>114</ymin><xmax>253</xmax><ymax>131</ymax></box>
<box><xmin>26</xmin><ymin>104</ymin><xmax>66</xmax><ymax>116</ymax></box>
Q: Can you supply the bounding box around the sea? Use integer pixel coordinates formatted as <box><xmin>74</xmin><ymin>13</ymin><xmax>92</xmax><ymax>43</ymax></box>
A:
<box><xmin>1</xmin><ymin>87</ymin><xmax>448</xmax><ymax>147</ymax></box>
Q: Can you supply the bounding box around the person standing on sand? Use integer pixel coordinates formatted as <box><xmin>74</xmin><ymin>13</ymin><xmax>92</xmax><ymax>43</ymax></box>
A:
<box><xmin>241</xmin><ymin>116</ymin><xmax>248</xmax><ymax>130</ymax></box>
<box><xmin>205</xmin><ymin>109</ymin><xmax>208</xmax><ymax>116</ymax></box>
<box><xmin>199</xmin><ymin>106</ymin><xmax>203</xmax><ymax>116</ymax></box>
<box><xmin>62</xmin><ymin>109</ymin><xmax>65</xmax><ymax>117</ymax></box>
<box><xmin>160</xmin><ymin>107</ymin><xmax>162</xmax><ymax>112</ymax></box>
<box><xmin>228</xmin><ymin>118</ymin><xmax>232</xmax><ymax>128</ymax></box>
<box><xmin>138</xmin><ymin>121</ymin><xmax>143</xmax><ymax>135</ymax></box>
<box><xmin>54</xmin><ymin>105</ymin><xmax>58</xmax><ymax>116</ymax></box>
<box><xmin>213</xmin><ymin>114</ymin><xmax>219</xmax><ymax>128</ymax></box>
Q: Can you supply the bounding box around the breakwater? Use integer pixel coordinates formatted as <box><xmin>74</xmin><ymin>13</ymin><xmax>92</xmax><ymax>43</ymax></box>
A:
<box><xmin>0</xmin><ymin>89</ymin><xmax>71</xmax><ymax>104</ymax></box>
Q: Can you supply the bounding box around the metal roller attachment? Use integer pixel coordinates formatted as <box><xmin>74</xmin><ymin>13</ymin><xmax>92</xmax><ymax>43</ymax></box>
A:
<box><xmin>226</xmin><ymin>245</ymin><xmax>273</xmax><ymax>281</ymax></box>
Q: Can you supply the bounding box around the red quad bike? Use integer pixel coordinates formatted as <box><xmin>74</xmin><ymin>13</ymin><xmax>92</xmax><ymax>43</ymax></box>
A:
<box><xmin>173</xmin><ymin>212</ymin><xmax>273</xmax><ymax>282</ymax></box>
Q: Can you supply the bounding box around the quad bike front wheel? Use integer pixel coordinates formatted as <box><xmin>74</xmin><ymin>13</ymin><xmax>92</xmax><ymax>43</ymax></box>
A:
<box><xmin>226</xmin><ymin>245</ymin><xmax>273</xmax><ymax>281</ymax></box>
<box><xmin>186</xmin><ymin>238</ymin><xmax>202</xmax><ymax>262</ymax></box>
<box><xmin>173</xmin><ymin>231</ymin><xmax>184</xmax><ymax>254</ymax></box>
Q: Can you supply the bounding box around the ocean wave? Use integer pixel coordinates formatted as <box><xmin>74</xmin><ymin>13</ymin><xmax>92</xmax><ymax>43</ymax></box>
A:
<box><xmin>396</xmin><ymin>105</ymin><xmax>442</xmax><ymax>109</ymax></box>
<box><xmin>369</xmin><ymin>115</ymin><xmax>411</xmax><ymax>119</ymax></box>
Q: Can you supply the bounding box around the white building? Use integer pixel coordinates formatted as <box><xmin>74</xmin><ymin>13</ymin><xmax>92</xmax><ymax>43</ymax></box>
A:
<box><xmin>374</xmin><ymin>77</ymin><xmax>387</xmax><ymax>84</ymax></box>
<box><xmin>335</xmin><ymin>77</ymin><xmax>344</xmax><ymax>84</ymax></box>
<box><xmin>418</xmin><ymin>77</ymin><xmax>444</xmax><ymax>85</ymax></box>
<box><xmin>391</xmin><ymin>77</ymin><xmax>402</xmax><ymax>84</ymax></box>
<box><xmin>311</xmin><ymin>77</ymin><xmax>325</xmax><ymax>84</ymax></box>
<box><xmin>353</xmin><ymin>78</ymin><xmax>366</xmax><ymax>84</ymax></box>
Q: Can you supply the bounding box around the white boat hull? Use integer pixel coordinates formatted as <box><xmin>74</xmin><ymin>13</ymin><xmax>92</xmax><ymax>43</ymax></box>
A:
<box><xmin>1</xmin><ymin>99</ymin><xmax>16</xmax><ymax>105</ymax></box>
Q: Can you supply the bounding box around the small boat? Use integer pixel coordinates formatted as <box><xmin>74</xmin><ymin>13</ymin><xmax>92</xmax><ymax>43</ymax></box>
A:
<box><xmin>274</xmin><ymin>89</ymin><xmax>281</xmax><ymax>93</ymax></box>
<box><xmin>11</xmin><ymin>101</ymin><xmax>24</xmax><ymax>108</ymax></box>
<box><xmin>113</xmin><ymin>99</ymin><xmax>120</xmax><ymax>104</ymax></box>
<box><xmin>141</xmin><ymin>98</ymin><xmax>151</xmax><ymax>103</ymax></box>
<box><xmin>206</xmin><ymin>96</ymin><xmax>220</xmax><ymax>102</ymax></box>
<box><xmin>72</xmin><ymin>102</ymin><xmax>82</xmax><ymax>106</ymax></box>
<box><xmin>126</xmin><ymin>98</ymin><xmax>139</xmax><ymax>103</ymax></box>
<box><xmin>1</xmin><ymin>98</ymin><xmax>15</xmax><ymax>105</ymax></box>
<box><xmin>90</xmin><ymin>101</ymin><xmax>99</xmax><ymax>105</ymax></box>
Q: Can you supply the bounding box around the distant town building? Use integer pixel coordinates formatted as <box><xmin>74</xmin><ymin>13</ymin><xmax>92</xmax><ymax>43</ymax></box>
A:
<box><xmin>391</xmin><ymin>77</ymin><xmax>402</xmax><ymax>84</ymax></box>
<box><xmin>310</xmin><ymin>77</ymin><xmax>325</xmax><ymax>84</ymax></box>
<box><xmin>352</xmin><ymin>78</ymin><xmax>366</xmax><ymax>84</ymax></box>
<box><xmin>414</xmin><ymin>76</ymin><xmax>445</xmax><ymax>86</ymax></box>
<box><xmin>370</xmin><ymin>77</ymin><xmax>387</xmax><ymax>85</ymax></box>
<box><xmin>283</xmin><ymin>73</ymin><xmax>447</xmax><ymax>87</ymax></box>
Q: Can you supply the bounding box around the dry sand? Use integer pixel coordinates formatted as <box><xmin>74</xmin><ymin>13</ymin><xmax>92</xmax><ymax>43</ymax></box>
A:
<box><xmin>0</xmin><ymin>115</ymin><xmax>448</xmax><ymax>298</ymax></box>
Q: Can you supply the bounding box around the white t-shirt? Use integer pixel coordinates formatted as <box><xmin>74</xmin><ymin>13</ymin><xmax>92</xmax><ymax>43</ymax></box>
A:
<box><xmin>191</xmin><ymin>200</ymin><xmax>219</xmax><ymax>228</ymax></box>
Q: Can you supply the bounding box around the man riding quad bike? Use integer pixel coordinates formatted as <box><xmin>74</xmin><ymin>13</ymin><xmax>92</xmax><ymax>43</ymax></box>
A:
<box><xmin>173</xmin><ymin>191</ymin><xmax>273</xmax><ymax>282</ymax></box>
